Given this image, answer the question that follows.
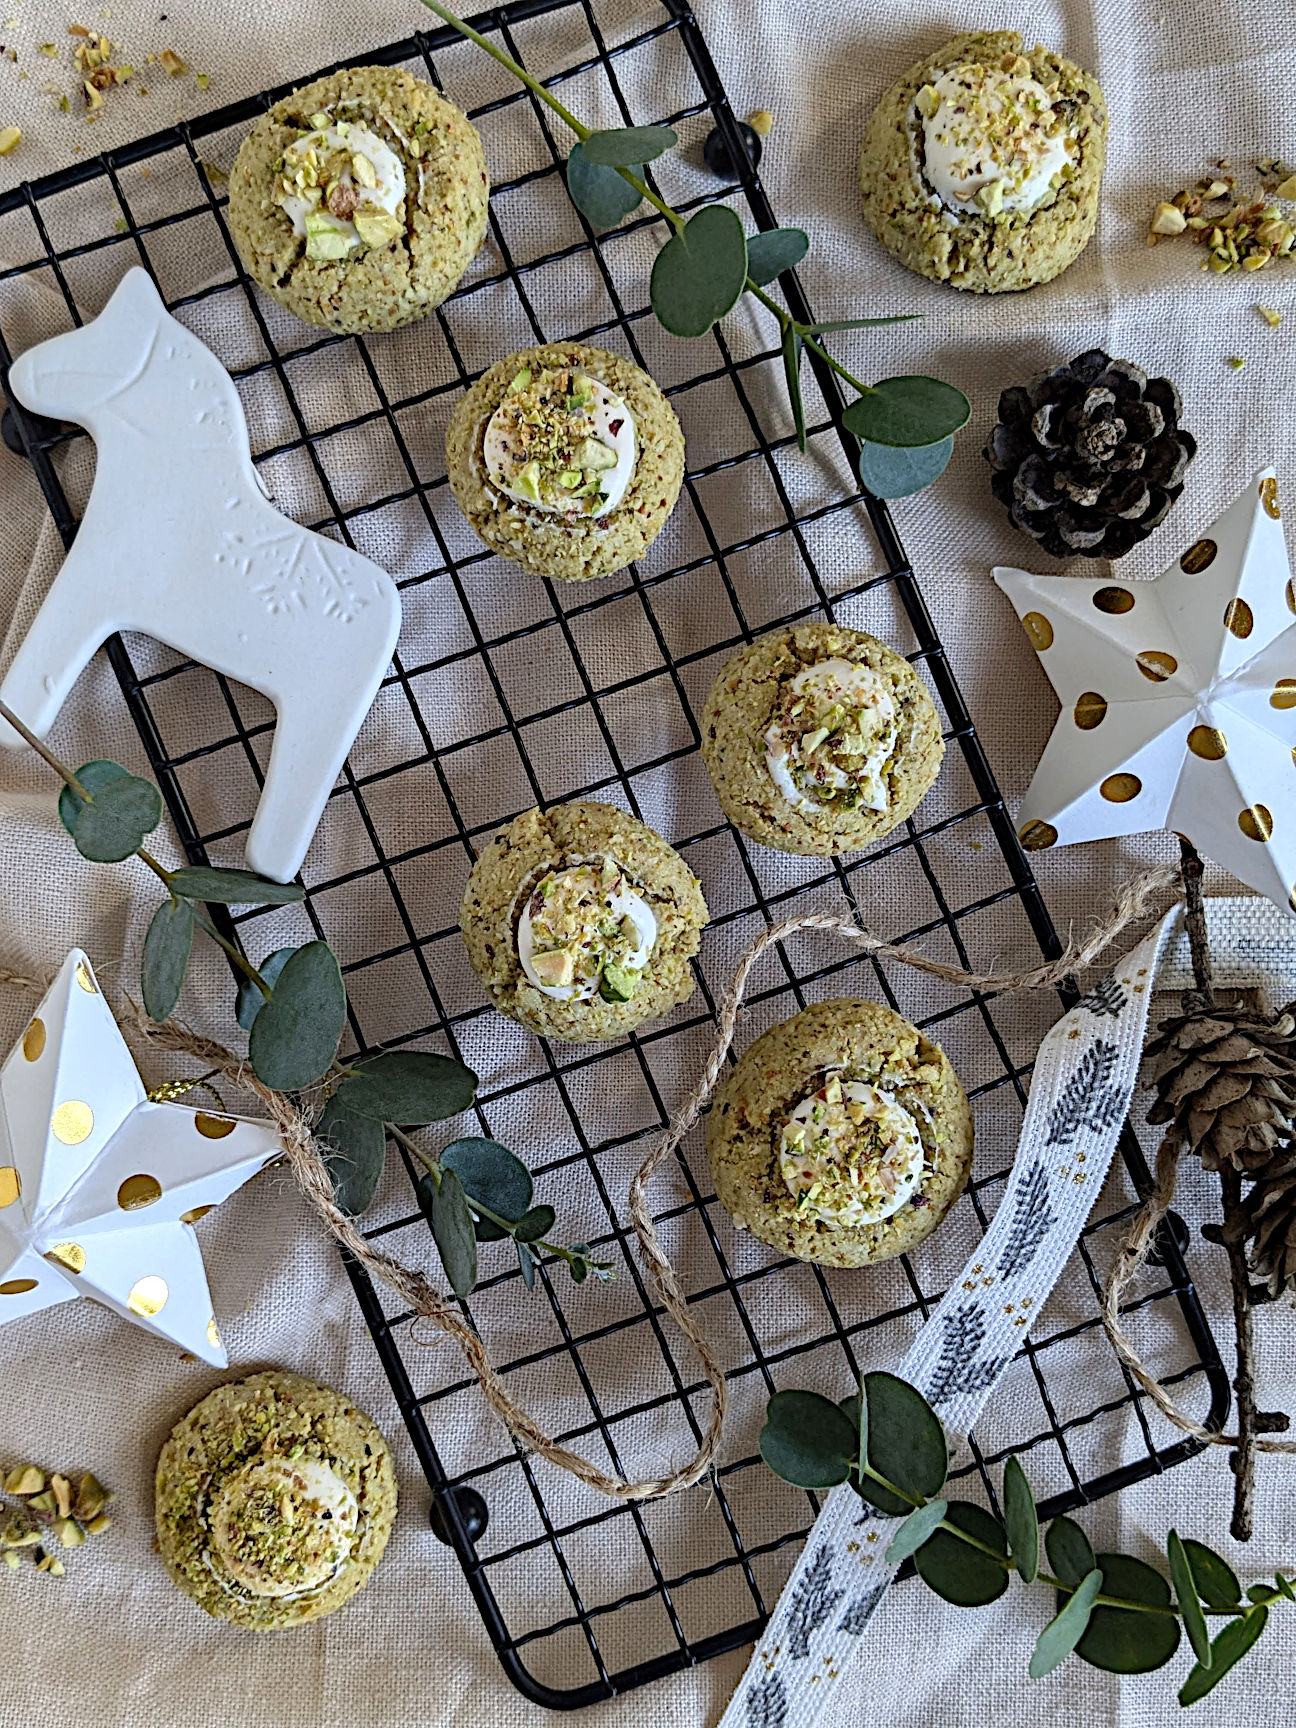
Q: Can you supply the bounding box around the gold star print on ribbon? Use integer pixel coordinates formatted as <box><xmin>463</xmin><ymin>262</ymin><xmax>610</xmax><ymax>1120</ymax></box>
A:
<box><xmin>0</xmin><ymin>949</ymin><xmax>281</xmax><ymax>1364</ymax></box>
<box><xmin>996</xmin><ymin>468</ymin><xmax>1296</xmax><ymax>916</ymax></box>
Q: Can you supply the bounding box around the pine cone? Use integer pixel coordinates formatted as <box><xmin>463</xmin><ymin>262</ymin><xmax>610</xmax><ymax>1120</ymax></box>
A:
<box><xmin>984</xmin><ymin>349</ymin><xmax>1197</xmax><ymax>559</ymax></box>
<box><xmin>1146</xmin><ymin>1003</ymin><xmax>1296</xmax><ymax>1176</ymax></box>
<box><xmin>1225</xmin><ymin>1171</ymin><xmax>1296</xmax><ymax>1299</ymax></box>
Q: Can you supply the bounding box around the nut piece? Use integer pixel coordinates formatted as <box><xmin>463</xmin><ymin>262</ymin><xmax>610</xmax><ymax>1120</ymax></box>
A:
<box><xmin>1275</xmin><ymin>174</ymin><xmax>1296</xmax><ymax>199</ymax></box>
<box><xmin>73</xmin><ymin>1472</ymin><xmax>110</xmax><ymax>1522</ymax></box>
<box><xmin>34</xmin><ymin>1549</ymin><xmax>66</xmax><ymax>1576</ymax></box>
<box><xmin>1226</xmin><ymin>355</ymin><xmax>1246</xmax><ymax>370</ymax></box>
<box><xmin>1257</xmin><ymin>304</ymin><xmax>1284</xmax><ymax>327</ymax></box>
<box><xmin>0</xmin><ymin>125</ymin><xmax>20</xmax><ymax>155</ymax></box>
<box><xmin>747</xmin><ymin>109</ymin><xmax>773</xmax><ymax>138</ymax></box>
<box><xmin>53</xmin><ymin>1517</ymin><xmax>85</xmax><ymax>1549</ymax></box>
<box><xmin>3</xmin><ymin>1463</ymin><xmax>44</xmax><ymax>1495</ymax></box>
<box><xmin>159</xmin><ymin>48</ymin><xmax>187</xmax><ymax>76</ymax></box>
<box><xmin>1150</xmin><ymin>200</ymin><xmax>1187</xmax><ymax>236</ymax></box>
<box><xmin>49</xmin><ymin>1473</ymin><xmax>72</xmax><ymax>1519</ymax></box>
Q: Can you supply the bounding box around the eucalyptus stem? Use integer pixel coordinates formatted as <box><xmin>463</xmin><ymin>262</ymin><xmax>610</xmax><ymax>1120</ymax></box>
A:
<box><xmin>0</xmin><ymin>697</ymin><xmax>92</xmax><ymax>801</ymax></box>
<box><xmin>387</xmin><ymin>1123</ymin><xmax>612</xmax><ymax>1276</ymax></box>
<box><xmin>411</xmin><ymin>0</ymin><xmax>882</xmax><ymax>403</ymax></box>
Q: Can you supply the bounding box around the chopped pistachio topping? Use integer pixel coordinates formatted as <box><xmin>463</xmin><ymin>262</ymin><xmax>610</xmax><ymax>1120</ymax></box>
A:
<box><xmin>207</xmin><ymin>1457</ymin><xmax>357</xmax><ymax>1600</ymax></box>
<box><xmin>275</xmin><ymin>119</ymin><xmax>406</xmax><ymax>262</ymax></box>
<box><xmin>778</xmin><ymin>1076</ymin><xmax>927</xmax><ymax>1227</ymax></box>
<box><xmin>915</xmin><ymin>58</ymin><xmax>1075</xmax><ymax>218</ymax></box>
<box><xmin>483</xmin><ymin>365</ymin><xmax>637</xmax><ymax>518</ymax></box>
<box><xmin>764</xmin><ymin>657</ymin><xmax>899</xmax><ymax>815</ymax></box>
<box><xmin>517</xmin><ymin>857</ymin><xmax>657</xmax><ymax>1004</ymax></box>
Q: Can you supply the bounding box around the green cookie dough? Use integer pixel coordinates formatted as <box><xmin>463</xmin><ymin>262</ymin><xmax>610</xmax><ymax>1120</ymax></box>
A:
<box><xmin>227</xmin><ymin>65</ymin><xmax>489</xmax><ymax>333</ymax></box>
<box><xmin>460</xmin><ymin>801</ymin><xmax>707</xmax><ymax>1042</ymax></box>
<box><xmin>445</xmin><ymin>342</ymin><xmax>685</xmax><ymax>582</ymax></box>
<box><xmin>858</xmin><ymin>30</ymin><xmax>1107</xmax><ymax>293</ymax></box>
<box><xmin>155</xmin><ymin>1371</ymin><xmax>397</xmax><ymax>1630</ymax></box>
<box><xmin>699</xmin><ymin>622</ymin><xmax>944</xmax><ymax>855</ymax></box>
<box><xmin>706</xmin><ymin>998</ymin><xmax>974</xmax><ymax>1268</ymax></box>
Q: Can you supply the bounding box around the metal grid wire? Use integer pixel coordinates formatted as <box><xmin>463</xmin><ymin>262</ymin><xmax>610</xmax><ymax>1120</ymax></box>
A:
<box><xmin>0</xmin><ymin>0</ymin><xmax>1228</xmax><ymax>1707</ymax></box>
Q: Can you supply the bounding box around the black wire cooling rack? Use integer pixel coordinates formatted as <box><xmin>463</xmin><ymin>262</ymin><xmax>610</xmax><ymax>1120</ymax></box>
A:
<box><xmin>0</xmin><ymin>0</ymin><xmax>1229</xmax><ymax>1708</ymax></box>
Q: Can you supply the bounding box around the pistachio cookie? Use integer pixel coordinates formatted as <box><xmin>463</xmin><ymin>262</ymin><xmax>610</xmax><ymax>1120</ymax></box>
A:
<box><xmin>155</xmin><ymin>1371</ymin><xmax>396</xmax><ymax>1630</ymax></box>
<box><xmin>699</xmin><ymin>622</ymin><xmax>944</xmax><ymax>855</ymax></box>
<box><xmin>461</xmin><ymin>802</ymin><xmax>707</xmax><ymax>1042</ymax></box>
<box><xmin>228</xmin><ymin>65</ymin><xmax>489</xmax><ymax>333</ymax></box>
<box><xmin>446</xmin><ymin>343</ymin><xmax>685</xmax><ymax>582</ymax></box>
<box><xmin>707</xmin><ymin>999</ymin><xmax>973</xmax><ymax>1268</ymax></box>
<box><xmin>858</xmin><ymin>31</ymin><xmax>1107</xmax><ymax>293</ymax></box>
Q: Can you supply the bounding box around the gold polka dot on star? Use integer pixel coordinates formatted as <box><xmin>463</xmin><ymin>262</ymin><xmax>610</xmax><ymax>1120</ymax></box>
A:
<box><xmin>207</xmin><ymin>1317</ymin><xmax>222</xmax><ymax>1349</ymax></box>
<box><xmin>1239</xmin><ymin>805</ymin><xmax>1274</xmax><ymax>842</ymax></box>
<box><xmin>45</xmin><ymin>1242</ymin><xmax>85</xmax><ymax>1274</ymax></box>
<box><xmin>1074</xmin><ymin>692</ymin><xmax>1107</xmax><ymax>730</ymax></box>
<box><xmin>1179</xmin><ymin>539</ymin><xmax>1217</xmax><ymax>574</ymax></box>
<box><xmin>0</xmin><ymin>1167</ymin><xmax>20</xmax><ymax>1209</ymax></box>
<box><xmin>1287</xmin><ymin>577</ymin><xmax>1296</xmax><ymax>615</ymax></box>
<box><xmin>127</xmin><ymin>1275</ymin><xmax>169</xmax><ymax>1317</ymax></box>
<box><xmin>1093</xmin><ymin>586</ymin><xmax>1135</xmax><ymax>614</ymax></box>
<box><xmin>22</xmin><ymin>1019</ymin><xmax>45</xmax><ymax>1061</ymax></box>
<box><xmin>117</xmin><ymin>1173</ymin><xmax>162</xmax><ymax>1210</ymax></box>
<box><xmin>194</xmin><ymin>1113</ymin><xmax>236</xmax><ymax>1140</ymax></box>
<box><xmin>1261</xmin><ymin>475</ymin><xmax>1281</xmax><ymax>519</ymax></box>
<box><xmin>0</xmin><ymin>1278</ymin><xmax>37</xmax><ymax>1296</ymax></box>
<box><xmin>181</xmin><ymin>1204</ymin><xmax>214</xmax><ymax>1226</ymax></box>
<box><xmin>1272</xmin><ymin>680</ymin><xmax>1296</xmax><ymax>711</ymax></box>
<box><xmin>1101</xmin><ymin>774</ymin><xmax>1142</xmax><ymax>802</ymax></box>
<box><xmin>1187</xmin><ymin>725</ymin><xmax>1227</xmax><ymax>760</ymax></box>
<box><xmin>1224</xmin><ymin>598</ymin><xmax>1254</xmax><ymax>639</ymax></box>
<box><xmin>1018</xmin><ymin>819</ymin><xmax>1058</xmax><ymax>850</ymax></box>
<box><xmin>1136</xmin><ymin>651</ymin><xmax>1178</xmax><ymax>681</ymax></box>
<box><xmin>1022</xmin><ymin>612</ymin><xmax>1053</xmax><ymax>650</ymax></box>
<box><xmin>50</xmin><ymin>1101</ymin><xmax>93</xmax><ymax>1145</ymax></box>
<box><xmin>74</xmin><ymin>962</ymin><xmax>97</xmax><ymax>994</ymax></box>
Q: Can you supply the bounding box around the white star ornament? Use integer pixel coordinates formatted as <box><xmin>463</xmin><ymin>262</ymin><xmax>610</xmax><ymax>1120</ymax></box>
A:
<box><xmin>0</xmin><ymin>949</ymin><xmax>282</xmax><ymax>1365</ymax></box>
<box><xmin>994</xmin><ymin>469</ymin><xmax>1296</xmax><ymax>916</ymax></box>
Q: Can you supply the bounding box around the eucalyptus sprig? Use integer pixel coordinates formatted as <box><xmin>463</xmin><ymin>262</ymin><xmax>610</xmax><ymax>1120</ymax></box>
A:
<box><xmin>415</xmin><ymin>0</ymin><xmax>969</xmax><ymax>496</ymax></box>
<box><xmin>0</xmin><ymin>697</ymin><xmax>610</xmax><ymax>1300</ymax></box>
<box><xmin>761</xmin><ymin>1373</ymin><xmax>1293</xmax><ymax>1705</ymax></box>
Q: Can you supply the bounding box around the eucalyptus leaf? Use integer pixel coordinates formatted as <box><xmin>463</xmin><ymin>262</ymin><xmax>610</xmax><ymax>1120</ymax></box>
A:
<box><xmin>1248</xmin><ymin>1583</ymin><xmax>1280</xmax><ymax>1605</ymax></box>
<box><xmin>781</xmin><ymin>325</ymin><xmax>806</xmax><ymax>454</ymax></box>
<box><xmin>650</xmin><ymin>204</ymin><xmax>748</xmax><ymax>338</ymax></box>
<box><xmin>885</xmin><ymin>1498</ymin><xmax>947</xmax><ymax>1565</ymax></box>
<box><xmin>1072</xmin><ymin>1554</ymin><xmax>1180</xmax><ymax>1673</ymax></box>
<box><xmin>316</xmin><ymin>1094</ymin><xmax>386</xmax><ymax>1217</ymax></box>
<box><xmin>246</xmin><ymin>939</ymin><xmax>346</xmax><ymax>1091</ymax></box>
<box><xmin>1169</xmin><ymin>1530</ymin><xmax>1212</xmax><ymax>1670</ymax></box>
<box><xmin>580</xmin><ymin>124</ymin><xmax>676</xmax><ymax>166</ymax></box>
<box><xmin>1029</xmin><ymin>1567</ymin><xmax>1103</xmax><ymax>1680</ymax></box>
<box><xmin>855</xmin><ymin>1371</ymin><xmax>947</xmax><ymax>1516</ymax></box>
<box><xmin>72</xmin><ymin>771</ymin><xmax>163</xmax><ymax>862</ymax></box>
<box><xmin>515</xmin><ymin>1203</ymin><xmax>556</xmax><ymax>1243</ymax></box>
<box><xmin>760</xmin><ymin>1390</ymin><xmax>857</xmax><ymax>1490</ymax></box>
<box><xmin>1045</xmin><ymin>1516</ymin><xmax>1097</xmax><ymax>1588</ymax></box>
<box><xmin>140</xmin><ymin>896</ymin><xmax>194</xmax><ymax>1021</ymax></box>
<box><xmin>799</xmin><ymin>315</ymin><xmax>922</xmax><ymax>334</ymax></box>
<box><xmin>842</xmin><ymin>375</ymin><xmax>971</xmax><ymax>449</ymax></box>
<box><xmin>745</xmin><ymin>226</ymin><xmax>808</xmax><ymax>285</ymax></box>
<box><xmin>236</xmin><ymin>947</ymin><xmax>296</xmax><ymax>1031</ymax></box>
<box><xmin>1178</xmin><ymin>1608</ymin><xmax>1268</xmax><ymax>1706</ymax></box>
<box><xmin>517</xmin><ymin>1239</ymin><xmax>536</xmax><ymax>1289</ymax></box>
<box><xmin>426</xmin><ymin>1166</ymin><xmax>478</xmax><ymax>1298</ymax></box>
<box><xmin>569</xmin><ymin>1254</ymin><xmax>589</xmax><ymax>1284</ymax></box>
<box><xmin>1003</xmin><ymin>1456</ymin><xmax>1039</xmax><ymax>1584</ymax></box>
<box><xmin>441</xmin><ymin>1137</ymin><xmax>533</xmax><ymax>1240</ymax></box>
<box><xmin>913</xmin><ymin>1501</ymin><xmax>1009</xmax><ymax>1607</ymax></box>
<box><xmin>58</xmin><ymin>759</ymin><xmax>132</xmax><ymax>835</ymax></box>
<box><xmin>168</xmin><ymin>864</ymin><xmax>305</xmax><ymax>906</ymax></box>
<box><xmin>857</xmin><ymin>435</ymin><xmax>954</xmax><ymax>499</ymax></box>
<box><xmin>566</xmin><ymin>142</ymin><xmax>643</xmax><ymax>227</ymax></box>
<box><xmin>340</xmin><ymin>1050</ymin><xmax>478</xmax><ymax>1124</ymax></box>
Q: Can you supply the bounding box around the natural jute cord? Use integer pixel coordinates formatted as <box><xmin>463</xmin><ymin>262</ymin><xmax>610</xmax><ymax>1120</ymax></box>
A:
<box><xmin>0</xmin><ymin>859</ymin><xmax>1185</xmax><ymax>1501</ymax></box>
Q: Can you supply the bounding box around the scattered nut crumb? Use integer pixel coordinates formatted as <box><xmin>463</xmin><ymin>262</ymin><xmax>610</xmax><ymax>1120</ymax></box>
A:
<box><xmin>1226</xmin><ymin>355</ymin><xmax>1246</xmax><ymax>369</ymax></box>
<box><xmin>0</xmin><ymin>123</ymin><xmax>19</xmax><ymax>154</ymax></box>
<box><xmin>747</xmin><ymin>108</ymin><xmax>772</xmax><ymax>138</ymax></box>
<box><xmin>1257</xmin><ymin>304</ymin><xmax>1283</xmax><ymax>327</ymax></box>
<box><xmin>158</xmin><ymin>46</ymin><xmax>185</xmax><ymax>75</ymax></box>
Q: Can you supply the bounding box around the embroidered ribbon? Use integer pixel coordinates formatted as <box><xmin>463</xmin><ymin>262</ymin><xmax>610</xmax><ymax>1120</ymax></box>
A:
<box><xmin>720</xmin><ymin>910</ymin><xmax>1181</xmax><ymax>1728</ymax></box>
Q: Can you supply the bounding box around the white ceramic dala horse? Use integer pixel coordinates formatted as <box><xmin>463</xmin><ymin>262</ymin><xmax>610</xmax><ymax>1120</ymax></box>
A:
<box><xmin>0</xmin><ymin>267</ymin><xmax>402</xmax><ymax>882</ymax></box>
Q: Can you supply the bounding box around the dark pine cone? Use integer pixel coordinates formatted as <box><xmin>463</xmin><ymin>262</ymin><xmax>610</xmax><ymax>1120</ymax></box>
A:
<box><xmin>984</xmin><ymin>348</ymin><xmax>1197</xmax><ymax>560</ymax></box>
<box><xmin>1146</xmin><ymin>1003</ymin><xmax>1296</xmax><ymax>1178</ymax></box>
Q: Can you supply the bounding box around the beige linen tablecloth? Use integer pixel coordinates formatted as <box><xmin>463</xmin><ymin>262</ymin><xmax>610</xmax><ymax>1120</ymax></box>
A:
<box><xmin>1</xmin><ymin>0</ymin><xmax>1295</xmax><ymax>1723</ymax></box>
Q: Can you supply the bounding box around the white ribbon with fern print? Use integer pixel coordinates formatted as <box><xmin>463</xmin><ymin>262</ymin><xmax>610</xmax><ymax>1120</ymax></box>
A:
<box><xmin>720</xmin><ymin>909</ymin><xmax>1181</xmax><ymax>1728</ymax></box>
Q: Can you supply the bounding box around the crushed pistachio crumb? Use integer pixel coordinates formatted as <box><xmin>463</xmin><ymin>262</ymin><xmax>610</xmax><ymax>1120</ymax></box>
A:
<box><xmin>158</xmin><ymin>47</ymin><xmax>186</xmax><ymax>75</ymax></box>
<box><xmin>1257</xmin><ymin>304</ymin><xmax>1283</xmax><ymax>326</ymax></box>
<box><xmin>1226</xmin><ymin>355</ymin><xmax>1246</xmax><ymax>369</ymax></box>
<box><xmin>747</xmin><ymin>108</ymin><xmax>773</xmax><ymax>137</ymax></box>
<box><xmin>0</xmin><ymin>123</ymin><xmax>19</xmax><ymax>154</ymax></box>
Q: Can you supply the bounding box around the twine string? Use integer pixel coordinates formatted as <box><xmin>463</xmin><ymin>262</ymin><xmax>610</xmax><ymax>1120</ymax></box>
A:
<box><xmin>0</xmin><ymin>860</ymin><xmax>1190</xmax><ymax>1500</ymax></box>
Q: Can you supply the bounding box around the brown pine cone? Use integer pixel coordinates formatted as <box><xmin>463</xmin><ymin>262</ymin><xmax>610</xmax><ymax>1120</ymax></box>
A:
<box><xmin>1146</xmin><ymin>1003</ymin><xmax>1296</xmax><ymax>1176</ymax></box>
<box><xmin>1226</xmin><ymin>1171</ymin><xmax>1296</xmax><ymax>1299</ymax></box>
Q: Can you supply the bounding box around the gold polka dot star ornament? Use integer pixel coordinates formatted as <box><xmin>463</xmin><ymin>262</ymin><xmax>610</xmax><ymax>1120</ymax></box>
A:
<box><xmin>0</xmin><ymin>949</ymin><xmax>281</xmax><ymax>1363</ymax></box>
<box><xmin>995</xmin><ymin>468</ymin><xmax>1296</xmax><ymax>915</ymax></box>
